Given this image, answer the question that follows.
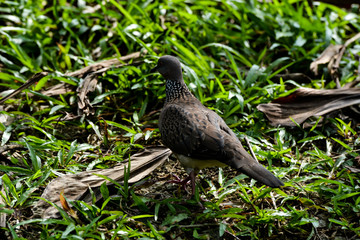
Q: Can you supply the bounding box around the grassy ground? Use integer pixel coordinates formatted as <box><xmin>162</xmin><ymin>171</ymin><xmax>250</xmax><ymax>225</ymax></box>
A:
<box><xmin>0</xmin><ymin>0</ymin><xmax>359</xmax><ymax>239</ymax></box>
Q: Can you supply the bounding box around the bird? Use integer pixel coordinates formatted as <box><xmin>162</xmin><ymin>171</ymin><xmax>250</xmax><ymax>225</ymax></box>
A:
<box><xmin>152</xmin><ymin>55</ymin><xmax>283</xmax><ymax>194</ymax></box>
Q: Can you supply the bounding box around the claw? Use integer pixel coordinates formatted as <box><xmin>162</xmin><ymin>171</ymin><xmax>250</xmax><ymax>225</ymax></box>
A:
<box><xmin>168</xmin><ymin>174</ymin><xmax>191</xmax><ymax>192</ymax></box>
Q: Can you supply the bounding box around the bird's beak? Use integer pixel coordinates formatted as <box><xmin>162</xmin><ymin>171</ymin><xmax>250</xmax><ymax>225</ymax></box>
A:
<box><xmin>150</xmin><ymin>65</ymin><xmax>158</xmax><ymax>74</ymax></box>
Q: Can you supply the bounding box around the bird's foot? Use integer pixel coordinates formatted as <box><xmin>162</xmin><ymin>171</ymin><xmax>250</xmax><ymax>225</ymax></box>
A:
<box><xmin>167</xmin><ymin>174</ymin><xmax>191</xmax><ymax>192</ymax></box>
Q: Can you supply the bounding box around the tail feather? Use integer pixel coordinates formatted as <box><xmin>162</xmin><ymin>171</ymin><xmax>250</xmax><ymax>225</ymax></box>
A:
<box><xmin>239</xmin><ymin>162</ymin><xmax>283</xmax><ymax>188</ymax></box>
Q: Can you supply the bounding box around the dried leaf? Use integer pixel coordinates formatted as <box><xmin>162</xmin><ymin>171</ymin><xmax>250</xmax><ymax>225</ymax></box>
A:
<box><xmin>59</xmin><ymin>190</ymin><xmax>70</xmax><ymax>211</ymax></box>
<box><xmin>0</xmin><ymin>51</ymin><xmax>146</xmax><ymax>117</ymax></box>
<box><xmin>310</xmin><ymin>33</ymin><xmax>360</xmax><ymax>88</ymax></box>
<box><xmin>330</xmin><ymin>33</ymin><xmax>360</xmax><ymax>88</ymax></box>
<box><xmin>41</xmin><ymin>82</ymin><xmax>72</xmax><ymax>96</ymax></box>
<box><xmin>0</xmin><ymin>72</ymin><xmax>49</xmax><ymax>104</ymax></box>
<box><xmin>76</xmin><ymin>72</ymin><xmax>98</xmax><ymax>115</ymax></box>
<box><xmin>60</xmin><ymin>191</ymin><xmax>78</xmax><ymax>220</ymax></box>
<box><xmin>257</xmin><ymin>87</ymin><xmax>360</xmax><ymax>127</ymax></box>
<box><xmin>32</xmin><ymin>146</ymin><xmax>172</xmax><ymax>219</ymax></box>
<box><xmin>0</xmin><ymin>144</ymin><xmax>24</xmax><ymax>155</ymax></box>
<box><xmin>310</xmin><ymin>44</ymin><xmax>342</xmax><ymax>76</ymax></box>
<box><xmin>345</xmin><ymin>166</ymin><xmax>360</xmax><ymax>173</ymax></box>
<box><xmin>74</xmin><ymin>51</ymin><xmax>145</xmax><ymax>116</ymax></box>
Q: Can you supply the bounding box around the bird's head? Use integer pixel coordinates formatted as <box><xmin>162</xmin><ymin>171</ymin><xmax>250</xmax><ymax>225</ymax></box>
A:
<box><xmin>151</xmin><ymin>55</ymin><xmax>183</xmax><ymax>81</ymax></box>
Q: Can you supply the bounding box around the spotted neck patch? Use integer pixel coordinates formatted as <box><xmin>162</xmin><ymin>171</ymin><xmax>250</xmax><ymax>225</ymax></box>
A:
<box><xmin>165</xmin><ymin>79</ymin><xmax>192</xmax><ymax>103</ymax></box>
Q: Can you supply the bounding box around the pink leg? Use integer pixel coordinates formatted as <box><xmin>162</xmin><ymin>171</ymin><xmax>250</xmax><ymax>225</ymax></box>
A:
<box><xmin>168</xmin><ymin>170</ymin><xmax>197</xmax><ymax>195</ymax></box>
<box><xmin>168</xmin><ymin>174</ymin><xmax>192</xmax><ymax>192</ymax></box>
<box><xmin>190</xmin><ymin>170</ymin><xmax>196</xmax><ymax>195</ymax></box>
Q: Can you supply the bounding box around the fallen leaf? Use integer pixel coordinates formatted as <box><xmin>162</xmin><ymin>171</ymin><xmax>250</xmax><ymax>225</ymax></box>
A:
<box><xmin>310</xmin><ymin>33</ymin><xmax>360</xmax><ymax>88</ymax></box>
<box><xmin>73</xmin><ymin>52</ymin><xmax>145</xmax><ymax>116</ymax></box>
<box><xmin>0</xmin><ymin>72</ymin><xmax>49</xmax><ymax>104</ymax></box>
<box><xmin>345</xmin><ymin>166</ymin><xmax>360</xmax><ymax>173</ymax></box>
<box><xmin>310</xmin><ymin>44</ymin><xmax>342</xmax><ymax>76</ymax></box>
<box><xmin>60</xmin><ymin>190</ymin><xmax>78</xmax><ymax>220</ymax></box>
<box><xmin>0</xmin><ymin>51</ymin><xmax>146</xmax><ymax>117</ymax></box>
<box><xmin>257</xmin><ymin>87</ymin><xmax>360</xmax><ymax>127</ymax></box>
<box><xmin>32</xmin><ymin>146</ymin><xmax>172</xmax><ymax>219</ymax></box>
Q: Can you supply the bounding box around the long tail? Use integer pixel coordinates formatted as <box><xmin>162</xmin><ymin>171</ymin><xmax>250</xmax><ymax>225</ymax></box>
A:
<box><xmin>239</xmin><ymin>162</ymin><xmax>283</xmax><ymax>188</ymax></box>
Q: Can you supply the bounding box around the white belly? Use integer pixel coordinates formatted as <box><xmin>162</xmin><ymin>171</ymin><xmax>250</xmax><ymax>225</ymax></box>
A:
<box><xmin>174</xmin><ymin>153</ymin><xmax>227</xmax><ymax>174</ymax></box>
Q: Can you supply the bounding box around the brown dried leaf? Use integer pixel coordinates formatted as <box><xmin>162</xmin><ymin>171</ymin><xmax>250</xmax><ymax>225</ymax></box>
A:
<box><xmin>32</xmin><ymin>146</ymin><xmax>171</xmax><ymax>219</ymax></box>
<box><xmin>257</xmin><ymin>87</ymin><xmax>360</xmax><ymax>127</ymax></box>
<box><xmin>310</xmin><ymin>33</ymin><xmax>360</xmax><ymax>88</ymax></box>
<box><xmin>41</xmin><ymin>82</ymin><xmax>72</xmax><ymax>97</ymax></box>
<box><xmin>59</xmin><ymin>191</ymin><xmax>78</xmax><ymax>220</ymax></box>
<box><xmin>59</xmin><ymin>190</ymin><xmax>70</xmax><ymax>211</ymax></box>
<box><xmin>0</xmin><ymin>72</ymin><xmax>49</xmax><ymax>104</ymax></box>
<box><xmin>0</xmin><ymin>51</ymin><xmax>146</xmax><ymax>117</ymax></box>
<box><xmin>73</xmin><ymin>51</ymin><xmax>145</xmax><ymax>116</ymax></box>
<box><xmin>345</xmin><ymin>166</ymin><xmax>360</xmax><ymax>173</ymax></box>
<box><xmin>310</xmin><ymin>44</ymin><xmax>342</xmax><ymax>75</ymax></box>
<box><xmin>76</xmin><ymin>72</ymin><xmax>98</xmax><ymax>115</ymax></box>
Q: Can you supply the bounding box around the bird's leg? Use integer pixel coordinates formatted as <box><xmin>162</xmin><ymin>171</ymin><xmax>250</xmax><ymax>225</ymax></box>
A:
<box><xmin>188</xmin><ymin>171</ymin><xmax>207</xmax><ymax>209</ymax></box>
<box><xmin>168</xmin><ymin>174</ymin><xmax>191</xmax><ymax>192</ymax></box>
<box><xmin>169</xmin><ymin>171</ymin><xmax>206</xmax><ymax>208</ymax></box>
<box><xmin>168</xmin><ymin>169</ymin><xmax>198</xmax><ymax>194</ymax></box>
<box><xmin>190</xmin><ymin>170</ymin><xmax>196</xmax><ymax>195</ymax></box>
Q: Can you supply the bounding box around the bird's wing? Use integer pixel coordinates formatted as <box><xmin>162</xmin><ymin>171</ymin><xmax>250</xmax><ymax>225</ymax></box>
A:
<box><xmin>160</xmin><ymin>102</ymin><xmax>284</xmax><ymax>187</ymax></box>
<box><xmin>159</xmin><ymin>102</ymin><xmax>232</xmax><ymax>161</ymax></box>
<box><xmin>205</xmin><ymin>108</ymin><xmax>284</xmax><ymax>187</ymax></box>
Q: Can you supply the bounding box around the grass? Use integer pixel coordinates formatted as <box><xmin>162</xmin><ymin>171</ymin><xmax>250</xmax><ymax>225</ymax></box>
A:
<box><xmin>0</xmin><ymin>0</ymin><xmax>360</xmax><ymax>239</ymax></box>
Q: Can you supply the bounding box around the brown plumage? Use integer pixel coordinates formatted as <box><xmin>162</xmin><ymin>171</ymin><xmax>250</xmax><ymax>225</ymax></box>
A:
<box><xmin>152</xmin><ymin>55</ymin><xmax>283</xmax><ymax>193</ymax></box>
